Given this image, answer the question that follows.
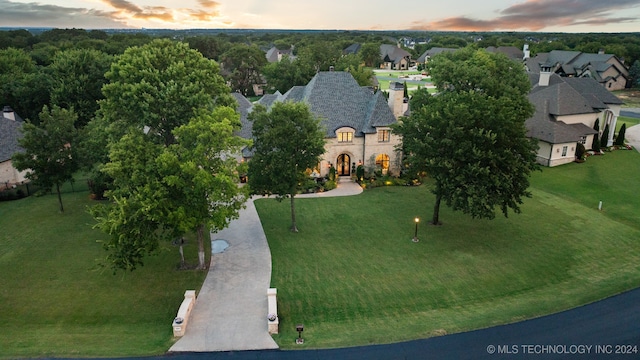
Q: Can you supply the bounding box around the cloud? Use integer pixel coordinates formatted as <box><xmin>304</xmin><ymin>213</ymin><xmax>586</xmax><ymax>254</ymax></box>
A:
<box><xmin>102</xmin><ymin>0</ymin><xmax>174</xmax><ymax>22</ymax></box>
<box><xmin>197</xmin><ymin>0</ymin><xmax>220</xmax><ymax>8</ymax></box>
<box><xmin>0</xmin><ymin>0</ymin><xmax>130</xmax><ymax>28</ymax></box>
<box><xmin>409</xmin><ymin>0</ymin><xmax>640</xmax><ymax>31</ymax></box>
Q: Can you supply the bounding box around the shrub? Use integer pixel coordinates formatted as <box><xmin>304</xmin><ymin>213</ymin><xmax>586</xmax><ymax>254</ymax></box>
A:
<box><xmin>324</xmin><ymin>180</ymin><xmax>337</xmax><ymax>191</ymax></box>
<box><xmin>356</xmin><ymin>165</ymin><xmax>365</xmax><ymax>182</ymax></box>
<box><xmin>575</xmin><ymin>142</ymin><xmax>586</xmax><ymax>160</ymax></box>
<box><xmin>614</xmin><ymin>123</ymin><xmax>627</xmax><ymax>146</ymax></box>
<box><xmin>600</xmin><ymin>124</ymin><xmax>610</xmax><ymax>148</ymax></box>
<box><xmin>328</xmin><ymin>166</ymin><xmax>336</xmax><ymax>181</ymax></box>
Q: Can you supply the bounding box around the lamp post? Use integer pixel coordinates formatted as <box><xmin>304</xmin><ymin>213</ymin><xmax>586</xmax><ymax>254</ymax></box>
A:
<box><xmin>412</xmin><ymin>217</ymin><xmax>420</xmax><ymax>242</ymax></box>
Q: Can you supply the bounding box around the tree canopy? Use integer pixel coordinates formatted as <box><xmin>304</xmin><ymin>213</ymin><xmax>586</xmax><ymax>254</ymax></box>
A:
<box><xmin>394</xmin><ymin>48</ymin><xmax>538</xmax><ymax>224</ymax></box>
<box><xmin>247</xmin><ymin>101</ymin><xmax>325</xmax><ymax>232</ymax></box>
<box><xmin>12</xmin><ymin>105</ymin><xmax>78</xmax><ymax>212</ymax></box>
<box><xmin>92</xmin><ymin>39</ymin><xmax>246</xmax><ymax>271</ymax></box>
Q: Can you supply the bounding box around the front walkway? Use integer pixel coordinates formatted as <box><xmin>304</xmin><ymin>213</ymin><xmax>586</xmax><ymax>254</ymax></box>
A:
<box><xmin>624</xmin><ymin>123</ymin><xmax>640</xmax><ymax>152</ymax></box>
<box><xmin>169</xmin><ymin>179</ymin><xmax>362</xmax><ymax>352</ymax></box>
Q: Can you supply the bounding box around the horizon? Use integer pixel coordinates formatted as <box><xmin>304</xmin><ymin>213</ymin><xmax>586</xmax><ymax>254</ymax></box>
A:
<box><xmin>1</xmin><ymin>0</ymin><xmax>640</xmax><ymax>33</ymax></box>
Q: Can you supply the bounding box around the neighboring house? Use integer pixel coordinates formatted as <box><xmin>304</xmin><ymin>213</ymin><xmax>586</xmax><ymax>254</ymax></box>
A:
<box><xmin>525</xmin><ymin>50</ymin><xmax>629</xmax><ymax>91</ymax></box>
<box><xmin>237</xmin><ymin>71</ymin><xmax>403</xmax><ymax>177</ymax></box>
<box><xmin>265</xmin><ymin>46</ymin><xmax>295</xmax><ymax>63</ymax></box>
<box><xmin>380</xmin><ymin>44</ymin><xmax>413</xmax><ymax>70</ymax></box>
<box><xmin>485</xmin><ymin>46</ymin><xmax>524</xmax><ymax>62</ymax></box>
<box><xmin>525</xmin><ymin>71</ymin><xmax>624</xmax><ymax>167</ymax></box>
<box><xmin>416</xmin><ymin>47</ymin><xmax>457</xmax><ymax>65</ymax></box>
<box><xmin>343</xmin><ymin>43</ymin><xmax>361</xmax><ymax>55</ymax></box>
<box><xmin>0</xmin><ymin>106</ymin><xmax>28</xmax><ymax>186</ymax></box>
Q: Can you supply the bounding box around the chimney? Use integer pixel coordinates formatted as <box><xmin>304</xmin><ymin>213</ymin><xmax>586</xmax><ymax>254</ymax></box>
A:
<box><xmin>2</xmin><ymin>106</ymin><xmax>15</xmax><ymax>121</ymax></box>
<box><xmin>598</xmin><ymin>49</ymin><xmax>605</xmax><ymax>55</ymax></box>
<box><xmin>539</xmin><ymin>65</ymin><xmax>552</xmax><ymax>87</ymax></box>
<box><xmin>387</xmin><ymin>82</ymin><xmax>405</xmax><ymax>119</ymax></box>
<box><xmin>523</xmin><ymin>44</ymin><xmax>530</xmax><ymax>60</ymax></box>
<box><xmin>329</xmin><ymin>65</ymin><xmax>335</xmax><ymax>72</ymax></box>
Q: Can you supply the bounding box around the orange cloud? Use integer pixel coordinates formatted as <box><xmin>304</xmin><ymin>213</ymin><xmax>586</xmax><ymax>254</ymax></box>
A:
<box><xmin>102</xmin><ymin>0</ymin><xmax>174</xmax><ymax>22</ymax></box>
<box><xmin>197</xmin><ymin>0</ymin><xmax>220</xmax><ymax>8</ymax></box>
<box><xmin>409</xmin><ymin>0</ymin><xmax>640</xmax><ymax>31</ymax></box>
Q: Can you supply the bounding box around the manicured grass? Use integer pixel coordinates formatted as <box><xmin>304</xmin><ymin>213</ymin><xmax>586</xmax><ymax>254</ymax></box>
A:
<box><xmin>0</xmin><ymin>191</ymin><xmax>208</xmax><ymax>358</ymax></box>
<box><xmin>616</xmin><ymin>115</ymin><xmax>640</xmax><ymax>132</ymax></box>
<box><xmin>257</xmin><ymin>149</ymin><xmax>640</xmax><ymax>349</ymax></box>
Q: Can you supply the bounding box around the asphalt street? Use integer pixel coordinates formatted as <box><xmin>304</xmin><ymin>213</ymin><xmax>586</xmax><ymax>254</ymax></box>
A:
<box><xmin>104</xmin><ymin>287</ymin><xmax>640</xmax><ymax>360</ymax></box>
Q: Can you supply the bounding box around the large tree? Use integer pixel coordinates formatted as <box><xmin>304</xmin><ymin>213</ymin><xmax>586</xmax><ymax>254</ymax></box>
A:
<box><xmin>48</xmin><ymin>48</ymin><xmax>113</xmax><ymax>128</ymax></box>
<box><xmin>248</xmin><ymin>102</ymin><xmax>325</xmax><ymax>232</ymax></box>
<box><xmin>394</xmin><ymin>48</ymin><xmax>538</xmax><ymax>225</ymax></box>
<box><xmin>219</xmin><ymin>43</ymin><xmax>267</xmax><ymax>96</ymax></box>
<box><xmin>92</xmin><ymin>39</ymin><xmax>244</xmax><ymax>271</ymax></box>
<box><xmin>12</xmin><ymin>105</ymin><xmax>78</xmax><ymax>212</ymax></box>
<box><xmin>262</xmin><ymin>55</ymin><xmax>314</xmax><ymax>94</ymax></box>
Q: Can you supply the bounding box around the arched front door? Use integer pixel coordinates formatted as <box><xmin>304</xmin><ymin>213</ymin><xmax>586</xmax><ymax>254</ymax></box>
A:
<box><xmin>336</xmin><ymin>154</ymin><xmax>351</xmax><ymax>176</ymax></box>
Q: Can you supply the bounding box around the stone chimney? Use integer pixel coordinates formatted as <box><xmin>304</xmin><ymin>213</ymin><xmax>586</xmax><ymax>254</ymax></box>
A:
<box><xmin>2</xmin><ymin>106</ymin><xmax>15</xmax><ymax>121</ymax></box>
<box><xmin>539</xmin><ymin>65</ymin><xmax>552</xmax><ymax>87</ymax></box>
<box><xmin>523</xmin><ymin>44</ymin><xmax>530</xmax><ymax>60</ymax></box>
<box><xmin>387</xmin><ymin>82</ymin><xmax>407</xmax><ymax>119</ymax></box>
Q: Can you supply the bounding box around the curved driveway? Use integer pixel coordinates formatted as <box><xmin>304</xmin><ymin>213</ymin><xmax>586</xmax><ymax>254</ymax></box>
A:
<box><xmin>169</xmin><ymin>180</ymin><xmax>362</xmax><ymax>352</ymax></box>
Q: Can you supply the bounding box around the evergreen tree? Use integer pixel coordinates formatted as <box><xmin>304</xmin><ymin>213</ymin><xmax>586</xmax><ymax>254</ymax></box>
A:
<box><xmin>600</xmin><ymin>123</ymin><xmax>610</xmax><ymax>148</ymax></box>
<box><xmin>614</xmin><ymin>123</ymin><xmax>627</xmax><ymax>146</ymax></box>
<box><xmin>592</xmin><ymin>119</ymin><xmax>600</xmax><ymax>152</ymax></box>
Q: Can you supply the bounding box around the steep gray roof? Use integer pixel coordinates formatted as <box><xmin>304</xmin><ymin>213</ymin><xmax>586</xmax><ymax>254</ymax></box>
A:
<box><xmin>380</xmin><ymin>44</ymin><xmax>411</xmax><ymax>65</ymax></box>
<box><xmin>0</xmin><ymin>111</ymin><xmax>24</xmax><ymax>163</ymax></box>
<box><xmin>526</xmin><ymin>73</ymin><xmax>621</xmax><ymax>144</ymax></box>
<box><xmin>255</xmin><ymin>91</ymin><xmax>282</xmax><ymax>108</ymax></box>
<box><xmin>279</xmin><ymin>72</ymin><xmax>397</xmax><ymax>137</ymax></box>
<box><xmin>231</xmin><ymin>92</ymin><xmax>253</xmax><ymax>139</ymax></box>
<box><xmin>530</xmin><ymin>82</ymin><xmax>597</xmax><ymax>116</ymax></box>
<box><xmin>343</xmin><ymin>43</ymin><xmax>361</xmax><ymax>55</ymax></box>
<box><xmin>417</xmin><ymin>47</ymin><xmax>457</xmax><ymax>63</ymax></box>
<box><xmin>486</xmin><ymin>46</ymin><xmax>524</xmax><ymax>61</ymax></box>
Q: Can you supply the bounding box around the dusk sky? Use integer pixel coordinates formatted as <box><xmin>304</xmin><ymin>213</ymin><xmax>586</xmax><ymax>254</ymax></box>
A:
<box><xmin>1</xmin><ymin>0</ymin><xmax>640</xmax><ymax>32</ymax></box>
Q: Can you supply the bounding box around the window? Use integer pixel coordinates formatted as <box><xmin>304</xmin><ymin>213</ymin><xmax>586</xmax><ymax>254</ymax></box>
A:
<box><xmin>579</xmin><ymin>136</ymin><xmax>587</xmax><ymax>145</ymax></box>
<box><xmin>375</xmin><ymin>154</ymin><xmax>390</xmax><ymax>174</ymax></box>
<box><xmin>378</xmin><ymin>129</ymin><xmax>390</xmax><ymax>142</ymax></box>
<box><xmin>562</xmin><ymin>146</ymin><xmax>568</xmax><ymax>157</ymax></box>
<box><xmin>338</xmin><ymin>132</ymin><xmax>352</xmax><ymax>143</ymax></box>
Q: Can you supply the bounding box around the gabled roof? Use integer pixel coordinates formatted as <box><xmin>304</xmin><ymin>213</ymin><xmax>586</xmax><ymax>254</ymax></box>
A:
<box><xmin>486</xmin><ymin>46</ymin><xmax>524</xmax><ymax>61</ymax></box>
<box><xmin>0</xmin><ymin>109</ymin><xmax>24</xmax><ymax>163</ymax></box>
<box><xmin>255</xmin><ymin>91</ymin><xmax>282</xmax><ymax>108</ymax></box>
<box><xmin>530</xmin><ymin>82</ymin><xmax>596</xmax><ymax>116</ymax></box>
<box><xmin>265</xmin><ymin>46</ymin><xmax>294</xmax><ymax>63</ymax></box>
<box><xmin>279</xmin><ymin>72</ymin><xmax>396</xmax><ymax>137</ymax></box>
<box><xmin>343</xmin><ymin>43</ymin><xmax>361</xmax><ymax>55</ymax></box>
<box><xmin>526</xmin><ymin>73</ymin><xmax>622</xmax><ymax>145</ymax></box>
<box><xmin>417</xmin><ymin>47</ymin><xmax>457</xmax><ymax>63</ymax></box>
<box><xmin>380</xmin><ymin>44</ymin><xmax>411</xmax><ymax>64</ymax></box>
<box><xmin>231</xmin><ymin>92</ymin><xmax>254</xmax><ymax>139</ymax></box>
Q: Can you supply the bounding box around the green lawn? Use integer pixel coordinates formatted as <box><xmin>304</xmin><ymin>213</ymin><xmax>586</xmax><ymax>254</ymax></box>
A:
<box><xmin>2</xmin><ymin>151</ymin><xmax>639</xmax><ymax>356</ymax></box>
<box><xmin>258</xmin><ymin>149</ymin><xmax>640</xmax><ymax>349</ymax></box>
<box><xmin>0</xmin><ymin>191</ymin><xmax>207</xmax><ymax>358</ymax></box>
<box><xmin>617</xmin><ymin>115</ymin><xmax>640</xmax><ymax>132</ymax></box>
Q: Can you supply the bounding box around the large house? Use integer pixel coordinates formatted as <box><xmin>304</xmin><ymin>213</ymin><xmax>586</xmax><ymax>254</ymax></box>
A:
<box><xmin>525</xmin><ymin>71</ymin><xmax>623</xmax><ymax>167</ymax></box>
<box><xmin>525</xmin><ymin>50</ymin><xmax>629</xmax><ymax>91</ymax></box>
<box><xmin>416</xmin><ymin>47</ymin><xmax>457</xmax><ymax>65</ymax></box>
<box><xmin>0</xmin><ymin>106</ymin><xmax>27</xmax><ymax>185</ymax></box>
<box><xmin>236</xmin><ymin>71</ymin><xmax>403</xmax><ymax>177</ymax></box>
<box><xmin>380</xmin><ymin>44</ymin><xmax>412</xmax><ymax>70</ymax></box>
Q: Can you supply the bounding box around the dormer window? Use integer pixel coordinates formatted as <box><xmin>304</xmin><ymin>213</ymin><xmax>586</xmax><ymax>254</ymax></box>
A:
<box><xmin>378</xmin><ymin>129</ymin><xmax>390</xmax><ymax>142</ymax></box>
<box><xmin>338</xmin><ymin>132</ymin><xmax>353</xmax><ymax>143</ymax></box>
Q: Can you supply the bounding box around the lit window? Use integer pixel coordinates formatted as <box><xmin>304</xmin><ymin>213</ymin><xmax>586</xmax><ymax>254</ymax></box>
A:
<box><xmin>375</xmin><ymin>154</ymin><xmax>390</xmax><ymax>173</ymax></box>
<box><xmin>378</xmin><ymin>129</ymin><xmax>390</xmax><ymax>142</ymax></box>
<box><xmin>338</xmin><ymin>132</ymin><xmax>353</xmax><ymax>143</ymax></box>
<box><xmin>562</xmin><ymin>146</ymin><xmax>568</xmax><ymax>157</ymax></box>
